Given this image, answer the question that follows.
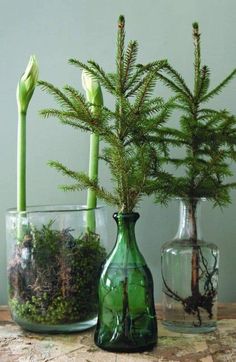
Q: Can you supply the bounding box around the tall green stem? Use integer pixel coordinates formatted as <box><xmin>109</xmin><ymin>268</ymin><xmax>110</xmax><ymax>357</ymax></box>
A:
<box><xmin>16</xmin><ymin>55</ymin><xmax>38</xmax><ymax>240</ymax></box>
<box><xmin>17</xmin><ymin>111</ymin><xmax>27</xmax><ymax>212</ymax></box>
<box><xmin>86</xmin><ymin>132</ymin><xmax>99</xmax><ymax>232</ymax></box>
<box><xmin>82</xmin><ymin>70</ymin><xmax>103</xmax><ymax>232</ymax></box>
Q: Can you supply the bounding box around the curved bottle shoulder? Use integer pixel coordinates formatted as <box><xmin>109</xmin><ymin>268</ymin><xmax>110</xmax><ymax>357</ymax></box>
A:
<box><xmin>99</xmin><ymin>245</ymin><xmax>152</xmax><ymax>281</ymax></box>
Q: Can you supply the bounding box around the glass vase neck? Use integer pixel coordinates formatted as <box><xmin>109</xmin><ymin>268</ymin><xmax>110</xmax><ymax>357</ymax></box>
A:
<box><xmin>113</xmin><ymin>212</ymin><xmax>139</xmax><ymax>246</ymax></box>
<box><xmin>175</xmin><ymin>198</ymin><xmax>204</xmax><ymax>242</ymax></box>
<box><xmin>112</xmin><ymin>212</ymin><xmax>145</xmax><ymax>266</ymax></box>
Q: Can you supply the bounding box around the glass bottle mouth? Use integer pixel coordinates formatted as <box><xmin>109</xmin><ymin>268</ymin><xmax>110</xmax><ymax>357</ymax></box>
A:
<box><xmin>113</xmin><ymin>212</ymin><xmax>140</xmax><ymax>222</ymax></box>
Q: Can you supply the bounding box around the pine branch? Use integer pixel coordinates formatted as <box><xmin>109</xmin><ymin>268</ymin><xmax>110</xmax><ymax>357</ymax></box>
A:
<box><xmin>40</xmin><ymin>16</ymin><xmax>176</xmax><ymax>212</ymax></box>
<box><xmin>69</xmin><ymin>58</ymin><xmax>116</xmax><ymax>94</ymax></box>
<box><xmin>49</xmin><ymin>160</ymin><xmax>119</xmax><ymax>206</ymax></box>
<box><xmin>64</xmin><ymin>85</ymin><xmax>93</xmax><ymax>119</ymax></box>
<box><xmin>196</xmin><ymin>65</ymin><xmax>210</xmax><ymax>99</ymax></box>
<box><xmin>133</xmin><ymin>72</ymin><xmax>157</xmax><ymax>111</ymax></box>
<box><xmin>156</xmin><ymin>72</ymin><xmax>191</xmax><ymax>104</ymax></box>
<box><xmin>40</xmin><ymin>108</ymin><xmax>91</xmax><ymax>131</ymax></box>
<box><xmin>38</xmin><ymin>80</ymin><xmax>76</xmax><ymax>111</ymax></box>
<box><xmin>123</xmin><ymin>40</ymin><xmax>138</xmax><ymax>88</ymax></box>
<box><xmin>152</xmin><ymin>23</ymin><xmax>236</xmax><ymax>206</ymax></box>
<box><xmin>87</xmin><ymin>60</ymin><xmax>116</xmax><ymax>92</ymax></box>
<box><xmin>124</xmin><ymin>67</ymin><xmax>145</xmax><ymax>94</ymax></box>
<box><xmin>163</xmin><ymin>63</ymin><xmax>193</xmax><ymax>98</ymax></box>
<box><xmin>125</xmin><ymin>60</ymin><xmax>167</xmax><ymax>98</ymax></box>
<box><xmin>201</xmin><ymin>68</ymin><xmax>236</xmax><ymax>102</ymax></box>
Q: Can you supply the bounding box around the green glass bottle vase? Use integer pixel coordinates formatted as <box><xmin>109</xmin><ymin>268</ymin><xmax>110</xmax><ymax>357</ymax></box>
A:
<box><xmin>94</xmin><ymin>212</ymin><xmax>157</xmax><ymax>352</ymax></box>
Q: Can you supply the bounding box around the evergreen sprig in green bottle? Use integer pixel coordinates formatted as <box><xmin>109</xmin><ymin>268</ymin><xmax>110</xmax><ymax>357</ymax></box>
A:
<box><xmin>39</xmin><ymin>14</ymin><xmax>176</xmax><ymax>351</ymax></box>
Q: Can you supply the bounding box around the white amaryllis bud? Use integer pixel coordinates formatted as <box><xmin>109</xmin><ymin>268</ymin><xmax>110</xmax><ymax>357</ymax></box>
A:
<box><xmin>81</xmin><ymin>70</ymin><xmax>103</xmax><ymax>107</ymax></box>
<box><xmin>17</xmin><ymin>55</ymin><xmax>39</xmax><ymax>113</ymax></box>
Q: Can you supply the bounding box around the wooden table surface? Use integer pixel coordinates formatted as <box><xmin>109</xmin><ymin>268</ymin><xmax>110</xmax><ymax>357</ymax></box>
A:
<box><xmin>0</xmin><ymin>304</ymin><xmax>236</xmax><ymax>362</ymax></box>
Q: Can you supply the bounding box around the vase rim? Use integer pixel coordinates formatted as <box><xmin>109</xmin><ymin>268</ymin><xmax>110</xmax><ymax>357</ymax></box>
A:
<box><xmin>6</xmin><ymin>204</ymin><xmax>106</xmax><ymax>215</ymax></box>
<box><xmin>113</xmin><ymin>211</ymin><xmax>140</xmax><ymax>220</ymax></box>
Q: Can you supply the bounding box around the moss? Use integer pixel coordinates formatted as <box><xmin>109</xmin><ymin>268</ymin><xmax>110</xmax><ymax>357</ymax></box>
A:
<box><xmin>8</xmin><ymin>222</ymin><xmax>107</xmax><ymax>325</ymax></box>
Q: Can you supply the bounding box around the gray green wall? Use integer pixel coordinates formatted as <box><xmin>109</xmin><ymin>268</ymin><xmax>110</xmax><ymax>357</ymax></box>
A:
<box><xmin>1</xmin><ymin>0</ymin><xmax>236</xmax><ymax>304</ymax></box>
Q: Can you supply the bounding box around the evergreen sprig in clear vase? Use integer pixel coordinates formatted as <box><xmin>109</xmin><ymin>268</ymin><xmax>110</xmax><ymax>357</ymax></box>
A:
<box><xmin>94</xmin><ymin>212</ymin><xmax>157</xmax><ymax>352</ymax></box>
<box><xmin>161</xmin><ymin>198</ymin><xmax>219</xmax><ymax>333</ymax></box>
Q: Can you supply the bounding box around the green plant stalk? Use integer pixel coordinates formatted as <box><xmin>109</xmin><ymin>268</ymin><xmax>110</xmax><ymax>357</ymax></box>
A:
<box><xmin>16</xmin><ymin>110</ymin><xmax>27</xmax><ymax>241</ymax></box>
<box><xmin>17</xmin><ymin>110</ymin><xmax>27</xmax><ymax>212</ymax></box>
<box><xmin>82</xmin><ymin>71</ymin><xmax>103</xmax><ymax>232</ymax></box>
<box><xmin>16</xmin><ymin>55</ymin><xmax>38</xmax><ymax>240</ymax></box>
<box><xmin>86</xmin><ymin>132</ymin><xmax>99</xmax><ymax>231</ymax></box>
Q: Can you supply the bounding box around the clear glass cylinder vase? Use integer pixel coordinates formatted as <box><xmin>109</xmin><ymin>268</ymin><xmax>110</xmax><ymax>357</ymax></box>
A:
<box><xmin>6</xmin><ymin>205</ymin><xmax>107</xmax><ymax>333</ymax></box>
<box><xmin>161</xmin><ymin>198</ymin><xmax>219</xmax><ymax>333</ymax></box>
<box><xmin>94</xmin><ymin>212</ymin><xmax>157</xmax><ymax>352</ymax></box>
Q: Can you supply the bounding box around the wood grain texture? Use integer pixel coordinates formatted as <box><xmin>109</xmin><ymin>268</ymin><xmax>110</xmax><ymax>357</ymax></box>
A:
<box><xmin>0</xmin><ymin>304</ymin><xmax>236</xmax><ymax>362</ymax></box>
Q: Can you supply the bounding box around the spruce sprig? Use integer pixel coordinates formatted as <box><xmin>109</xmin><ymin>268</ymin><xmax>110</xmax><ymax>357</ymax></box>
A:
<box><xmin>39</xmin><ymin>15</ymin><xmax>174</xmax><ymax>213</ymax></box>
<box><xmin>153</xmin><ymin>22</ymin><xmax>236</xmax><ymax>207</ymax></box>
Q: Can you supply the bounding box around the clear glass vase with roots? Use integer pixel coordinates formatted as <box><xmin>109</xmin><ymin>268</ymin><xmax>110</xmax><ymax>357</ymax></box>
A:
<box><xmin>161</xmin><ymin>198</ymin><xmax>219</xmax><ymax>333</ymax></box>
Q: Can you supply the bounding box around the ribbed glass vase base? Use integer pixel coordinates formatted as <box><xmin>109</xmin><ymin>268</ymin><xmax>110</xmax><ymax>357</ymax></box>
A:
<box><xmin>95</xmin><ymin>341</ymin><xmax>156</xmax><ymax>353</ymax></box>
<box><xmin>162</xmin><ymin>320</ymin><xmax>216</xmax><ymax>334</ymax></box>
<box><xmin>13</xmin><ymin>315</ymin><xmax>97</xmax><ymax>333</ymax></box>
